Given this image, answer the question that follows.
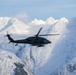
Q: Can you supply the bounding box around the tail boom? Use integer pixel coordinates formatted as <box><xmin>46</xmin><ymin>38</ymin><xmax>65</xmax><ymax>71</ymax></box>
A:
<box><xmin>6</xmin><ymin>34</ymin><xmax>14</xmax><ymax>42</ymax></box>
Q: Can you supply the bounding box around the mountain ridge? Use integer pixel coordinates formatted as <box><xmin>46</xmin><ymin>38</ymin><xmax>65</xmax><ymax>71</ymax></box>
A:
<box><xmin>0</xmin><ymin>17</ymin><xmax>76</xmax><ymax>75</ymax></box>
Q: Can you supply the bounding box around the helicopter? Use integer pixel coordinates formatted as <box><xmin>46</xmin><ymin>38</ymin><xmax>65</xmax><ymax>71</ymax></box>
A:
<box><xmin>6</xmin><ymin>27</ymin><xmax>59</xmax><ymax>47</ymax></box>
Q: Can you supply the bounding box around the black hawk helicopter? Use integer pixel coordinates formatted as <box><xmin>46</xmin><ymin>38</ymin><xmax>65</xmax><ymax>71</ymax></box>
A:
<box><xmin>6</xmin><ymin>27</ymin><xmax>59</xmax><ymax>47</ymax></box>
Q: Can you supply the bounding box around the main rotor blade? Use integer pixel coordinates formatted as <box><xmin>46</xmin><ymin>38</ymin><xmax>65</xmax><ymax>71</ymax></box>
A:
<box><xmin>36</xmin><ymin>27</ymin><xmax>43</xmax><ymax>36</ymax></box>
<box><xmin>39</xmin><ymin>34</ymin><xmax>60</xmax><ymax>36</ymax></box>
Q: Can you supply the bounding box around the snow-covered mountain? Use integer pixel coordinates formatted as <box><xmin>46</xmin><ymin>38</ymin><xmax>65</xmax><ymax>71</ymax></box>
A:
<box><xmin>0</xmin><ymin>50</ymin><xmax>33</xmax><ymax>75</ymax></box>
<box><xmin>0</xmin><ymin>17</ymin><xmax>76</xmax><ymax>75</ymax></box>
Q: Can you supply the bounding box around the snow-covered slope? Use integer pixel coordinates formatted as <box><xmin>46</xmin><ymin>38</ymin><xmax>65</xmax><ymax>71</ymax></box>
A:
<box><xmin>0</xmin><ymin>50</ymin><xmax>33</xmax><ymax>75</ymax></box>
<box><xmin>0</xmin><ymin>17</ymin><xmax>76</xmax><ymax>75</ymax></box>
<box><xmin>0</xmin><ymin>17</ymin><xmax>29</xmax><ymax>34</ymax></box>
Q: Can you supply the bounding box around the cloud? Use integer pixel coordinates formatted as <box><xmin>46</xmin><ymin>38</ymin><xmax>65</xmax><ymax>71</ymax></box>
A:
<box><xmin>14</xmin><ymin>12</ymin><xmax>30</xmax><ymax>23</ymax></box>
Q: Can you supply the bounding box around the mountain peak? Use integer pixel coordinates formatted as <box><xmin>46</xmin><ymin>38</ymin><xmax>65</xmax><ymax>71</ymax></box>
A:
<box><xmin>60</xmin><ymin>17</ymin><xmax>68</xmax><ymax>22</ymax></box>
<box><xmin>0</xmin><ymin>17</ymin><xmax>29</xmax><ymax>34</ymax></box>
<box><xmin>31</xmin><ymin>18</ymin><xmax>45</xmax><ymax>25</ymax></box>
<box><xmin>46</xmin><ymin>17</ymin><xmax>57</xmax><ymax>24</ymax></box>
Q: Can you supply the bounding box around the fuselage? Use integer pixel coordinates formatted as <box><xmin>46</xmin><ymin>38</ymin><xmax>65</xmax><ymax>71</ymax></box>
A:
<box><xmin>7</xmin><ymin>35</ymin><xmax>51</xmax><ymax>47</ymax></box>
<box><xmin>25</xmin><ymin>36</ymin><xmax>51</xmax><ymax>46</ymax></box>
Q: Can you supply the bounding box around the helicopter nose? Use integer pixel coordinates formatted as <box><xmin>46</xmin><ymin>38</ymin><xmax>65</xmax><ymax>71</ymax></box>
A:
<box><xmin>49</xmin><ymin>41</ymin><xmax>51</xmax><ymax>43</ymax></box>
<box><xmin>44</xmin><ymin>40</ymin><xmax>51</xmax><ymax>44</ymax></box>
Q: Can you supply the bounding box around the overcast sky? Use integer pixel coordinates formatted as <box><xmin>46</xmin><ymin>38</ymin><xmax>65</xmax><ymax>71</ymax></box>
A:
<box><xmin>0</xmin><ymin>0</ymin><xmax>76</xmax><ymax>20</ymax></box>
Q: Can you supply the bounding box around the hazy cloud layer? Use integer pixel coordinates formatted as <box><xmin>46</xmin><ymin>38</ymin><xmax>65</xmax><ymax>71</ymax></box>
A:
<box><xmin>14</xmin><ymin>12</ymin><xmax>30</xmax><ymax>23</ymax></box>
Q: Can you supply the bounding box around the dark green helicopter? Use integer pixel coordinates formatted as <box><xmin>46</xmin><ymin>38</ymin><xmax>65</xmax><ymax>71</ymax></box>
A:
<box><xmin>6</xmin><ymin>27</ymin><xmax>59</xmax><ymax>47</ymax></box>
